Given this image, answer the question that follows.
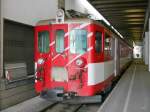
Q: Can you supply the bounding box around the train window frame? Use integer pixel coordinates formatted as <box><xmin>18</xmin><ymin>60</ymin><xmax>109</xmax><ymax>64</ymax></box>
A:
<box><xmin>104</xmin><ymin>33</ymin><xmax>111</xmax><ymax>60</ymax></box>
<box><xmin>55</xmin><ymin>29</ymin><xmax>65</xmax><ymax>53</ymax></box>
<box><xmin>70</xmin><ymin>29</ymin><xmax>87</xmax><ymax>54</ymax></box>
<box><xmin>38</xmin><ymin>31</ymin><xmax>50</xmax><ymax>53</ymax></box>
<box><xmin>110</xmin><ymin>37</ymin><xmax>115</xmax><ymax>58</ymax></box>
<box><xmin>95</xmin><ymin>31</ymin><xmax>102</xmax><ymax>53</ymax></box>
<box><xmin>104</xmin><ymin>33</ymin><xmax>110</xmax><ymax>51</ymax></box>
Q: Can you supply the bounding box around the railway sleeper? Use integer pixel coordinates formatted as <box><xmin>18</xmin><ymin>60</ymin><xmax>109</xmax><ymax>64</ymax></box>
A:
<box><xmin>62</xmin><ymin>95</ymin><xmax>102</xmax><ymax>104</ymax></box>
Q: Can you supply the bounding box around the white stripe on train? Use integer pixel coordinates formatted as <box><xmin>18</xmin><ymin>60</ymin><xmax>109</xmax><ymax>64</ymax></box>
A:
<box><xmin>87</xmin><ymin>32</ymin><xmax>93</xmax><ymax>38</ymax></box>
<box><xmin>49</xmin><ymin>41</ymin><xmax>55</xmax><ymax>47</ymax></box>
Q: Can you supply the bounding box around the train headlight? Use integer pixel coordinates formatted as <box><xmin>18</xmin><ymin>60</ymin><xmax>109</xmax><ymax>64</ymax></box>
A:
<box><xmin>76</xmin><ymin>58</ymin><xmax>83</xmax><ymax>66</ymax></box>
<box><xmin>37</xmin><ymin>58</ymin><xmax>44</xmax><ymax>65</ymax></box>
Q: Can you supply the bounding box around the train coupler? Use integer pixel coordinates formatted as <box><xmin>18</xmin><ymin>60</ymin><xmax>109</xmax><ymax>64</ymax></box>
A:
<box><xmin>40</xmin><ymin>88</ymin><xmax>64</xmax><ymax>101</ymax></box>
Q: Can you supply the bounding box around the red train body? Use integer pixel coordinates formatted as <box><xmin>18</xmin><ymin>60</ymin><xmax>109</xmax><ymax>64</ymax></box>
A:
<box><xmin>34</xmin><ymin>18</ymin><xmax>132</xmax><ymax>98</ymax></box>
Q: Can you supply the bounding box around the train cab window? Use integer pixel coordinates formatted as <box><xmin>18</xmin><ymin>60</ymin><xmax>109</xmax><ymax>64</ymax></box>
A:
<box><xmin>95</xmin><ymin>32</ymin><xmax>102</xmax><ymax>53</ymax></box>
<box><xmin>56</xmin><ymin>29</ymin><xmax>65</xmax><ymax>53</ymax></box>
<box><xmin>70</xmin><ymin>29</ymin><xmax>87</xmax><ymax>54</ymax></box>
<box><xmin>38</xmin><ymin>31</ymin><xmax>50</xmax><ymax>53</ymax></box>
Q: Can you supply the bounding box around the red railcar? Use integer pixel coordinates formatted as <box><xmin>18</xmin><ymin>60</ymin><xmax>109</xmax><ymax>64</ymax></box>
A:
<box><xmin>34</xmin><ymin>18</ymin><xmax>132</xmax><ymax>100</ymax></box>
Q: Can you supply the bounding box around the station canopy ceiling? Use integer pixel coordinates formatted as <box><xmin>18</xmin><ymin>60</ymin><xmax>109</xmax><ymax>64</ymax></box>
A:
<box><xmin>88</xmin><ymin>0</ymin><xmax>148</xmax><ymax>43</ymax></box>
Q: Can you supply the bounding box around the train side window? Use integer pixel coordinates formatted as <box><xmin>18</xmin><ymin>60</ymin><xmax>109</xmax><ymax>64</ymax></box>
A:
<box><xmin>104</xmin><ymin>33</ymin><xmax>110</xmax><ymax>56</ymax></box>
<box><xmin>38</xmin><ymin>31</ymin><xmax>50</xmax><ymax>53</ymax></box>
<box><xmin>56</xmin><ymin>29</ymin><xmax>65</xmax><ymax>53</ymax></box>
<box><xmin>110</xmin><ymin>38</ymin><xmax>115</xmax><ymax>58</ymax></box>
<box><xmin>95</xmin><ymin>32</ymin><xmax>102</xmax><ymax>53</ymax></box>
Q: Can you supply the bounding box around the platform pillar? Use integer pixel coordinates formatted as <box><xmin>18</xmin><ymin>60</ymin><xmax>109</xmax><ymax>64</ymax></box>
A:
<box><xmin>145</xmin><ymin>32</ymin><xmax>149</xmax><ymax>65</ymax></box>
<box><xmin>0</xmin><ymin>0</ymin><xmax>3</xmax><ymax>78</ymax></box>
<box><xmin>149</xmin><ymin>18</ymin><xmax>150</xmax><ymax>72</ymax></box>
<box><xmin>143</xmin><ymin>38</ymin><xmax>145</xmax><ymax>62</ymax></box>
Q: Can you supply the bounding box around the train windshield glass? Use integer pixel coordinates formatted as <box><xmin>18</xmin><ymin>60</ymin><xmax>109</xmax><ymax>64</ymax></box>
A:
<box><xmin>38</xmin><ymin>31</ymin><xmax>50</xmax><ymax>53</ymax></box>
<box><xmin>56</xmin><ymin>29</ymin><xmax>65</xmax><ymax>53</ymax></box>
<box><xmin>70</xmin><ymin>29</ymin><xmax>87</xmax><ymax>54</ymax></box>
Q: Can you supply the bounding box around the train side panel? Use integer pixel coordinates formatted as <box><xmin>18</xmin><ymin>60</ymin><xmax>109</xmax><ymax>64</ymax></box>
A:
<box><xmin>119</xmin><ymin>39</ymin><xmax>132</xmax><ymax>70</ymax></box>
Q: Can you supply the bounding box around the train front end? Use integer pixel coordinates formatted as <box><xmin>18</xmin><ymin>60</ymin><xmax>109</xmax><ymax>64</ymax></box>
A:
<box><xmin>34</xmin><ymin>18</ymin><xmax>99</xmax><ymax>101</ymax></box>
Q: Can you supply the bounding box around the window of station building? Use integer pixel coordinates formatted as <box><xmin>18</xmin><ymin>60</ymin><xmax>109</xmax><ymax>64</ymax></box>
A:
<box><xmin>70</xmin><ymin>29</ymin><xmax>87</xmax><ymax>54</ymax></box>
<box><xmin>56</xmin><ymin>29</ymin><xmax>65</xmax><ymax>53</ymax></box>
<box><xmin>38</xmin><ymin>31</ymin><xmax>50</xmax><ymax>53</ymax></box>
<box><xmin>95</xmin><ymin>32</ymin><xmax>102</xmax><ymax>53</ymax></box>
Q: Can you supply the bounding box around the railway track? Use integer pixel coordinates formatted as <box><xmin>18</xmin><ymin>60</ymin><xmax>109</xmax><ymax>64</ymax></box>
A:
<box><xmin>40</xmin><ymin>83</ymin><xmax>117</xmax><ymax>112</ymax></box>
<box><xmin>41</xmin><ymin>103</ymin><xmax>100</xmax><ymax>112</ymax></box>
<box><xmin>39</xmin><ymin>83</ymin><xmax>112</xmax><ymax>112</ymax></box>
<box><xmin>41</xmin><ymin>103</ymin><xmax>82</xmax><ymax>112</ymax></box>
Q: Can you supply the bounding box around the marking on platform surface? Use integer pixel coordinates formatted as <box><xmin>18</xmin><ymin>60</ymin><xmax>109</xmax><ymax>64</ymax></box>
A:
<box><xmin>123</xmin><ymin>65</ymin><xmax>136</xmax><ymax>112</ymax></box>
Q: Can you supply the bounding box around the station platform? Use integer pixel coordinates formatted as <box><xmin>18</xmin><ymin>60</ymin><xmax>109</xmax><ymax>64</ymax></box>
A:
<box><xmin>98</xmin><ymin>63</ymin><xmax>150</xmax><ymax>112</ymax></box>
<box><xmin>0</xmin><ymin>96</ymin><xmax>55</xmax><ymax>112</ymax></box>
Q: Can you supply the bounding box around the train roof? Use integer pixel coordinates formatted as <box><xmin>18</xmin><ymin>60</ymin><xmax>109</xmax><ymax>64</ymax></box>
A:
<box><xmin>36</xmin><ymin>18</ymin><xmax>93</xmax><ymax>26</ymax></box>
<box><xmin>36</xmin><ymin>18</ymin><xmax>118</xmax><ymax>36</ymax></box>
<box><xmin>36</xmin><ymin>18</ymin><xmax>116</xmax><ymax>36</ymax></box>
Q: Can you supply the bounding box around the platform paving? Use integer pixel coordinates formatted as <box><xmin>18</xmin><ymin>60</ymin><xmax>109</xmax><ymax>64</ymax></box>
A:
<box><xmin>0</xmin><ymin>96</ymin><xmax>55</xmax><ymax>112</ymax></box>
<box><xmin>98</xmin><ymin>63</ymin><xmax>150</xmax><ymax>112</ymax></box>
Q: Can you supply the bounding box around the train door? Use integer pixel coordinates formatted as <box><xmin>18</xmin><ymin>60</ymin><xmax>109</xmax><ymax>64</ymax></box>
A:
<box><xmin>34</xmin><ymin>25</ymin><xmax>51</xmax><ymax>92</ymax></box>
<box><xmin>67</xmin><ymin>23</ymin><xmax>89</xmax><ymax>95</ymax></box>
<box><xmin>114</xmin><ymin>37</ymin><xmax>120</xmax><ymax>76</ymax></box>
<box><xmin>50</xmin><ymin>24</ymin><xmax>68</xmax><ymax>90</ymax></box>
